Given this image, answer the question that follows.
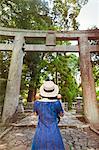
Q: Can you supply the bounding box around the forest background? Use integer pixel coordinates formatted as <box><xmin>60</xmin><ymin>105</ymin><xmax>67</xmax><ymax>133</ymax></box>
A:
<box><xmin>0</xmin><ymin>0</ymin><xmax>98</xmax><ymax>110</ymax></box>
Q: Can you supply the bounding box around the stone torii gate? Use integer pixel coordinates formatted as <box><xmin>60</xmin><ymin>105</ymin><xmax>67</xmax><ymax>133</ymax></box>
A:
<box><xmin>0</xmin><ymin>27</ymin><xmax>99</xmax><ymax>124</ymax></box>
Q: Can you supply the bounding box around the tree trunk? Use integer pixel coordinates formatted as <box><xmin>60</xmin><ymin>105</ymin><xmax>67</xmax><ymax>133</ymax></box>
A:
<box><xmin>27</xmin><ymin>85</ymin><xmax>36</xmax><ymax>102</ymax></box>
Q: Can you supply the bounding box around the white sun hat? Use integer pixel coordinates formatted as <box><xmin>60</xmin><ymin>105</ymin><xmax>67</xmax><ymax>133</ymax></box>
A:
<box><xmin>40</xmin><ymin>81</ymin><xmax>59</xmax><ymax>98</ymax></box>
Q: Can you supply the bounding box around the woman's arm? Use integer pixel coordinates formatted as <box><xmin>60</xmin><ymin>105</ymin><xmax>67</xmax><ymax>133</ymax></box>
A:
<box><xmin>59</xmin><ymin>111</ymin><xmax>64</xmax><ymax>117</ymax></box>
<box><xmin>56</xmin><ymin>101</ymin><xmax>64</xmax><ymax>117</ymax></box>
<box><xmin>33</xmin><ymin>101</ymin><xmax>38</xmax><ymax>115</ymax></box>
<box><xmin>34</xmin><ymin>112</ymin><xmax>38</xmax><ymax>116</ymax></box>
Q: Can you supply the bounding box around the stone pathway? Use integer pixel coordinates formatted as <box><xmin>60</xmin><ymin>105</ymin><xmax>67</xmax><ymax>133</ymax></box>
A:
<box><xmin>0</xmin><ymin>112</ymin><xmax>99</xmax><ymax>150</ymax></box>
<box><xmin>12</xmin><ymin>111</ymin><xmax>85</xmax><ymax>128</ymax></box>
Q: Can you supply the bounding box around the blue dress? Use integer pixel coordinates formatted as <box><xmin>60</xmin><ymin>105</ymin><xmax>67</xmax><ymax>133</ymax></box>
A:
<box><xmin>31</xmin><ymin>99</ymin><xmax>65</xmax><ymax>150</ymax></box>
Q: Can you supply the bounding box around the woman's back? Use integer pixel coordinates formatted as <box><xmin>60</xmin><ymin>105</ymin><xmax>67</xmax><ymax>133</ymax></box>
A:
<box><xmin>34</xmin><ymin>99</ymin><xmax>63</xmax><ymax>126</ymax></box>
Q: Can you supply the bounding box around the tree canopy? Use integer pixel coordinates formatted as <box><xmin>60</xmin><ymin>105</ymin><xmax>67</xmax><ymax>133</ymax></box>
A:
<box><xmin>0</xmin><ymin>0</ymin><xmax>95</xmax><ymax>110</ymax></box>
<box><xmin>0</xmin><ymin>0</ymin><xmax>52</xmax><ymax>29</ymax></box>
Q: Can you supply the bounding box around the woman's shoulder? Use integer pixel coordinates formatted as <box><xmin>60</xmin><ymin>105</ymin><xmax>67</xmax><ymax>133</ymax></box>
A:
<box><xmin>54</xmin><ymin>100</ymin><xmax>62</xmax><ymax>107</ymax></box>
<box><xmin>34</xmin><ymin>100</ymin><xmax>40</xmax><ymax>105</ymax></box>
<box><xmin>55</xmin><ymin>100</ymin><xmax>61</xmax><ymax>103</ymax></box>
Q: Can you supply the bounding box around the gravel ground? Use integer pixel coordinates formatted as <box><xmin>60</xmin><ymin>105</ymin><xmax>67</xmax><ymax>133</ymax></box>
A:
<box><xmin>0</xmin><ymin>112</ymin><xmax>99</xmax><ymax>150</ymax></box>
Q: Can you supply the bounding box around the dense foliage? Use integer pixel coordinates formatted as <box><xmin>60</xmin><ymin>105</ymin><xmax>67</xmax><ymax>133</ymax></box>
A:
<box><xmin>0</xmin><ymin>51</ymin><xmax>11</xmax><ymax>105</ymax></box>
<box><xmin>1</xmin><ymin>0</ymin><xmax>98</xmax><ymax>111</ymax></box>
<box><xmin>0</xmin><ymin>0</ymin><xmax>52</xmax><ymax>29</ymax></box>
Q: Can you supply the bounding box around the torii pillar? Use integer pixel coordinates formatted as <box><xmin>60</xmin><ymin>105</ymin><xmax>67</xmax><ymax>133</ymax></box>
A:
<box><xmin>2</xmin><ymin>34</ymin><xmax>24</xmax><ymax>123</ymax></box>
<box><xmin>79</xmin><ymin>36</ymin><xmax>99</xmax><ymax>124</ymax></box>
